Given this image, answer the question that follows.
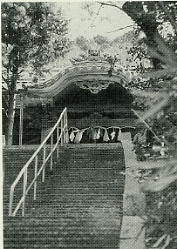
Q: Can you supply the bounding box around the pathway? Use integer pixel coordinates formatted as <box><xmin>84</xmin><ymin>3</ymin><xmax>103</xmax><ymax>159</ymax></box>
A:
<box><xmin>120</xmin><ymin>132</ymin><xmax>146</xmax><ymax>249</ymax></box>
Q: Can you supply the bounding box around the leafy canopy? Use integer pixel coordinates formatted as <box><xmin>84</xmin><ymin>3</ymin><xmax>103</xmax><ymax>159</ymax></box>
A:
<box><xmin>1</xmin><ymin>2</ymin><xmax>70</xmax><ymax>76</ymax></box>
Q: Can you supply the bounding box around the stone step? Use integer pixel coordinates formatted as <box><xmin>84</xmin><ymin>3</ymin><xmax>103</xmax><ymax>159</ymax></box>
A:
<box><xmin>4</xmin><ymin>143</ymin><xmax>125</xmax><ymax>248</ymax></box>
<box><xmin>4</xmin><ymin>218</ymin><xmax>121</xmax><ymax>230</ymax></box>
<box><xmin>38</xmin><ymin>187</ymin><xmax>124</xmax><ymax>194</ymax></box>
<box><xmin>4</xmin><ymin>215</ymin><xmax>122</xmax><ymax>248</ymax></box>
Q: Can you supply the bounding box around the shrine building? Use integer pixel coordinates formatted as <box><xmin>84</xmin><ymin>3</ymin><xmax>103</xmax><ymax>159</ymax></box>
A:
<box><xmin>2</xmin><ymin>54</ymin><xmax>144</xmax><ymax>145</ymax></box>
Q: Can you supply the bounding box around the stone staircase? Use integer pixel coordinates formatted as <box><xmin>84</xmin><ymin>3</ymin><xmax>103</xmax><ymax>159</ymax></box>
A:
<box><xmin>3</xmin><ymin>146</ymin><xmax>39</xmax><ymax>216</ymax></box>
<box><xmin>3</xmin><ymin>143</ymin><xmax>125</xmax><ymax>249</ymax></box>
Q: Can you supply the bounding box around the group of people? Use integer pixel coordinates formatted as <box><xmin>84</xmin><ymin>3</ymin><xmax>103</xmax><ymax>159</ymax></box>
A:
<box><xmin>68</xmin><ymin>126</ymin><xmax>122</xmax><ymax>144</ymax></box>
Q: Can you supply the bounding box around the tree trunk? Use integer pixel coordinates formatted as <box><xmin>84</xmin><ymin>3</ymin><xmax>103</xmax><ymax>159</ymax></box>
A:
<box><xmin>6</xmin><ymin>92</ymin><xmax>16</xmax><ymax>145</ymax></box>
<box><xmin>122</xmin><ymin>2</ymin><xmax>177</xmax><ymax>68</ymax></box>
<box><xmin>6</xmin><ymin>70</ymin><xmax>18</xmax><ymax>146</ymax></box>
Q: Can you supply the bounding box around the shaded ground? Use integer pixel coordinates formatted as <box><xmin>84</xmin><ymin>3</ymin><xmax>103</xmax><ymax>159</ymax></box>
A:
<box><xmin>120</xmin><ymin>132</ymin><xmax>146</xmax><ymax>249</ymax></box>
<box><xmin>120</xmin><ymin>132</ymin><xmax>174</xmax><ymax>249</ymax></box>
<box><xmin>121</xmin><ymin>136</ymin><xmax>146</xmax><ymax>216</ymax></box>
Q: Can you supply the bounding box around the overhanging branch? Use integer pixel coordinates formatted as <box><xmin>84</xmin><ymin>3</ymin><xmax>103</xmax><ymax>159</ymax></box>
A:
<box><xmin>141</xmin><ymin>67</ymin><xmax>177</xmax><ymax>79</ymax></box>
<box><xmin>91</xmin><ymin>4</ymin><xmax>103</xmax><ymax>26</ymax></box>
<box><xmin>97</xmin><ymin>1</ymin><xmax>122</xmax><ymax>11</ymax></box>
<box><xmin>107</xmin><ymin>24</ymin><xmax>136</xmax><ymax>33</ymax></box>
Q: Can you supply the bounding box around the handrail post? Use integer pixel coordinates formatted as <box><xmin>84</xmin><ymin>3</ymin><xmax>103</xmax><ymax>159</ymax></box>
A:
<box><xmin>65</xmin><ymin>109</ymin><xmax>68</xmax><ymax>143</ymax></box>
<box><xmin>63</xmin><ymin>116</ymin><xmax>65</xmax><ymax>144</ymax></box>
<box><xmin>34</xmin><ymin>156</ymin><xmax>38</xmax><ymax>200</ymax></box>
<box><xmin>9</xmin><ymin>187</ymin><xmax>14</xmax><ymax>216</ymax></box>
<box><xmin>9</xmin><ymin>107</ymin><xmax>68</xmax><ymax>217</ymax></box>
<box><xmin>65</xmin><ymin>109</ymin><xmax>68</xmax><ymax>131</ymax></box>
<box><xmin>50</xmin><ymin>134</ymin><xmax>53</xmax><ymax>170</ymax></box>
<box><xmin>42</xmin><ymin>144</ymin><xmax>46</xmax><ymax>182</ymax></box>
<box><xmin>64</xmin><ymin>111</ymin><xmax>66</xmax><ymax>143</ymax></box>
<box><xmin>61</xmin><ymin>118</ymin><xmax>64</xmax><ymax>146</ymax></box>
<box><xmin>22</xmin><ymin>169</ymin><xmax>27</xmax><ymax>216</ymax></box>
<box><xmin>57</xmin><ymin>125</ymin><xmax>59</xmax><ymax>158</ymax></box>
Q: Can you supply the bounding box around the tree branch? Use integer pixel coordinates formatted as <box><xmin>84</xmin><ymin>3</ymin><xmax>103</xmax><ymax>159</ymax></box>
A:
<box><xmin>90</xmin><ymin>4</ymin><xmax>103</xmax><ymax>26</ymax></box>
<box><xmin>2</xmin><ymin>75</ymin><xmax>8</xmax><ymax>83</ymax></box>
<box><xmin>121</xmin><ymin>2</ymin><xmax>177</xmax><ymax>68</ymax></box>
<box><xmin>18</xmin><ymin>69</ymin><xmax>24</xmax><ymax>75</ymax></box>
<box><xmin>2</xmin><ymin>95</ymin><xmax>9</xmax><ymax>111</ymax></box>
<box><xmin>2</xmin><ymin>75</ymin><xmax>11</xmax><ymax>91</ymax></box>
<box><xmin>154</xmin><ymin>32</ymin><xmax>177</xmax><ymax>66</ymax></box>
<box><xmin>97</xmin><ymin>1</ymin><xmax>122</xmax><ymax>11</ymax></box>
<box><xmin>147</xmin><ymin>46</ymin><xmax>168</xmax><ymax>65</ymax></box>
<box><xmin>145</xmin><ymin>31</ymin><xmax>177</xmax><ymax>68</ymax></box>
<box><xmin>141</xmin><ymin>67</ymin><xmax>177</xmax><ymax>79</ymax></box>
<box><xmin>139</xmin><ymin>94</ymin><xmax>169</xmax><ymax>121</ymax></box>
<box><xmin>2</xmin><ymin>61</ymin><xmax>9</xmax><ymax>69</ymax></box>
<box><xmin>107</xmin><ymin>24</ymin><xmax>136</xmax><ymax>33</ymax></box>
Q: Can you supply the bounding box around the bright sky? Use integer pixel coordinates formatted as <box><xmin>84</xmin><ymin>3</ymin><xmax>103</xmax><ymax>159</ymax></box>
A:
<box><xmin>56</xmin><ymin>1</ymin><xmax>134</xmax><ymax>40</ymax></box>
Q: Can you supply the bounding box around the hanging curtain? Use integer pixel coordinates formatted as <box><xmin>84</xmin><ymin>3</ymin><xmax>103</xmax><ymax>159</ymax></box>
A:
<box><xmin>103</xmin><ymin>129</ymin><xmax>110</xmax><ymax>142</ymax></box>
<box><xmin>88</xmin><ymin>127</ymin><xmax>94</xmax><ymax>141</ymax></box>
<box><xmin>117</xmin><ymin>129</ymin><xmax>122</xmax><ymax>141</ymax></box>
<box><xmin>96</xmin><ymin>128</ymin><xmax>101</xmax><ymax>140</ymax></box>
<box><xmin>70</xmin><ymin>131</ymin><xmax>75</xmax><ymax>142</ymax></box>
<box><xmin>92</xmin><ymin>128</ymin><xmax>97</xmax><ymax>141</ymax></box>
<box><xmin>74</xmin><ymin>130</ymin><xmax>84</xmax><ymax>144</ymax></box>
<box><xmin>110</xmin><ymin>128</ymin><xmax>116</xmax><ymax>140</ymax></box>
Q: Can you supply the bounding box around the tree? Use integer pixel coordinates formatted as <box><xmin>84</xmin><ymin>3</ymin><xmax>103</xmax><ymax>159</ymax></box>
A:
<box><xmin>93</xmin><ymin>35</ymin><xmax>110</xmax><ymax>51</ymax></box>
<box><xmin>122</xmin><ymin>2</ymin><xmax>177</xmax><ymax>71</ymax></box>
<box><xmin>120</xmin><ymin>2</ymin><xmax>177</xmax><ymax>125</ymax></box>
<box><xmin>76</xmin><ymin>35</ymin><xmax>110</xmax><ymax>53</ymax></box>
<box><xmin>119</xmin><ymin>3</ymin><xmax>177</xmax><ymax>247</ymax></box>
<box><xmin>94</xmin><ymin>1</ymin><xmax>177</xmax><ymax>75</ymax></box>
<box><xmin>2</xmin><ymin>2</ymin><xmax>70</xmax><ymax>145</ymax></box>
<box><xmin>92</xmin><ymin>1</ymin><xmax>177</xmax><ymax>122</ymax></box>
<box><xmin>76</xmin><ymin>36</ymin><xmax>90</xmax><ymax>52</ymax></box>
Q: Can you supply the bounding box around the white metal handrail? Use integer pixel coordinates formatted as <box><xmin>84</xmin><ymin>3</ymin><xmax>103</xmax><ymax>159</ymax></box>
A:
<box><xmin>9</xmin><ymin>107</ymin><xmax>68</xmax><ymax>217</ymax></box>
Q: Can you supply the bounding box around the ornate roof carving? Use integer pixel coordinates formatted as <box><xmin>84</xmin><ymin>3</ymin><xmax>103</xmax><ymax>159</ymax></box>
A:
<box><xmin>27</xmin><ymin>54</ymin><xmax>130</xmax><ymax>98</ymax></box>
<box><xmin>76</xmin><ymin>80</ymin><xmax>114</xmax><ymax>94</ymax></box>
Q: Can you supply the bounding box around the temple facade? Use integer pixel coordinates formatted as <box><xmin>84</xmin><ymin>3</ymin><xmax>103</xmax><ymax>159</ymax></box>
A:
<box><xmin>3</xmin><ymin>54</ymin><xmax>144</xmax><ymax>145</ymax></box>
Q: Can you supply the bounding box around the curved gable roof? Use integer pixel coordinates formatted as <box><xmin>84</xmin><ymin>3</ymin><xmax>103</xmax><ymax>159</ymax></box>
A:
<box><xmin>28</xmin><ymin>60</ymin><xmax>130</xmax><ymax>99</ymax></box>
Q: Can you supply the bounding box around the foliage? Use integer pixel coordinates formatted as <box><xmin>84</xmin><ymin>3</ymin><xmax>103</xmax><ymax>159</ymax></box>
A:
<box><xmin>2</xmin><ymin>2</ymin><xmax>69</xmax><ymax>75</ymax></box>
<box><xmin>118</xmin><ymin>1</ymin><xmax>177</xmax><ymax>138</ymax></box>
<box><xmin>132</xmin><ymin>159</ymin><xmax>177</xmax><ymax>248</ymax></box>
<box><xmin>150</xmin><ymin>97</ymin><xmax>177</xmax><ymax>138</ymax></box>
<box><xmin>118</xmin><ymin>2</ymin><xmax>177</xmax><ymax>247</ymax></box>
<box><xmin>122</xmin><ymin>1</ymin><xmax>177</xmax><ymax>71</ymax></box>
<box><xmin>143</xmin><ymin>176</ymin><xmax>177</xmax><ymax>248</ymax></box>
<box><xmin>75</xmin><ymin>35</ymin><xmax>110</xmax><ymax>54</ymax></box>
<box><xmin>93</xmin><ymin>35</ymin><xmax>110</xmax><ymax>50</ymax></box>
<box><xmin>76</xmin><ymin>36</ymin><xmax>90</xmax><ymax>52</ymax></box>
<box><xmin>1</xmin><ymin>2</ymin><xmax>69</xmax><ymax>145</ymax></box>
